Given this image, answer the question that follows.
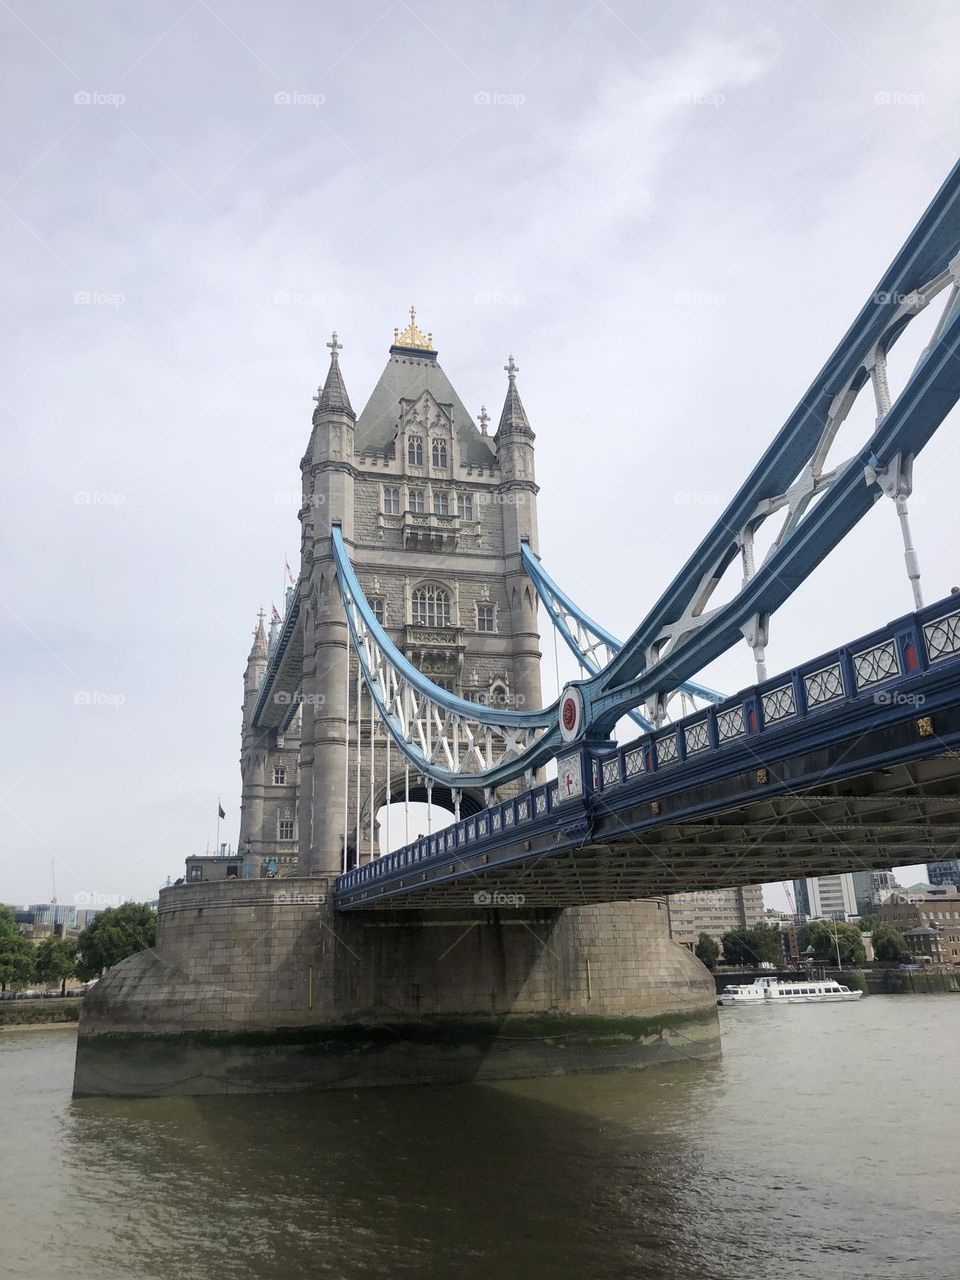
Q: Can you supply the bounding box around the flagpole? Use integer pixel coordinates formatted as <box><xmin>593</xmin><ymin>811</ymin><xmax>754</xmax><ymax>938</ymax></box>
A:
<box><xmin>216</xmin><ymin>797</ymin><xmax>221</xmax><ymax>856</ymax></box>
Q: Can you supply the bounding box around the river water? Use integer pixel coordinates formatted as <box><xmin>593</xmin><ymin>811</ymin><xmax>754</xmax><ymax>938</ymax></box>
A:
<box><xmin>1</xmin><ymin>997</ymin><xmax>958</xmax><ymax>1280</ymax></box>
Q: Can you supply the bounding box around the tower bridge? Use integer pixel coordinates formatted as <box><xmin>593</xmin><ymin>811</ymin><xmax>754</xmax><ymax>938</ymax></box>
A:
<box><xmin>75</xmin><ymin>161</ymin><xmax>960</xmax><ymax>1097</ymax></box>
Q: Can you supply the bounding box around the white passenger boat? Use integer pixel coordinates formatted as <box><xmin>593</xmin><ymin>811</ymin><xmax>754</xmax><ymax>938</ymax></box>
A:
<box><xmin>717</xmin><ymin>976</ymin><xmax>863</xmax><ymax>1006</ymax></box>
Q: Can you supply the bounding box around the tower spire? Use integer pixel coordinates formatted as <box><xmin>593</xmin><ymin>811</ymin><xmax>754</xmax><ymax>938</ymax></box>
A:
<box><xmin>249</xmin><ymin>608</ymin><xmax>268</xmax><ymax>661</ymax></box>
<box><xmin>497</xmin><ymin>353</ymin><xmax>532</xmax><ymax>437</ymax></box>
<box><xmin>314</xmin><ymin>330</ymin><xmax>354</xmax><ymax>416</ymax></box>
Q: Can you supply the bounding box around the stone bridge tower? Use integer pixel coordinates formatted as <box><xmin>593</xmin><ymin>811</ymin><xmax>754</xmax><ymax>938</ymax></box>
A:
<box><xmin>76</xmin><ymin>310</ymin><xmax>720</xmax><ymax>1099</ymax></box>
<box><xmin>244</xmin><ymin>310</ymin><xmax>545</xmax><ymax>875</ymax></box>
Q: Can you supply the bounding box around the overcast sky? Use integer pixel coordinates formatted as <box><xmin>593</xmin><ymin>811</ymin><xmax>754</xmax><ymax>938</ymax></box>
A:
<box><xmin>2</xmin><ymin>1</ymin><xmax>959</xmax><ymax>910</ymax></box>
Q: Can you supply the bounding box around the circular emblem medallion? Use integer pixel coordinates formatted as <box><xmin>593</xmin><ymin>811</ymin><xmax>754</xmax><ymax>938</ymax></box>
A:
<box><xmin>559</xmin><ymin>686</ymin><xmax>584</xmax><ymax>742</ymax></box>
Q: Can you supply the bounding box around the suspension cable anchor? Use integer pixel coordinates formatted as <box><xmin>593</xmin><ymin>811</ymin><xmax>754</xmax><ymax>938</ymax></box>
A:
<box><xmin>865</xmin><ymin>452</ymin><xmax>923</xmax><ymax>609</ymax></box>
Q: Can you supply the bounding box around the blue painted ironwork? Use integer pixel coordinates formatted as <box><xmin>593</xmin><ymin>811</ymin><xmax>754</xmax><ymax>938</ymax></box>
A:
<box><xmin>334</xmin><ymin>593</ymin><xmax>960</xmax><ymax>906</ymax></box>
<box><xmin>331</xmin><ymin>524</ymin><xmax>562</xmax><ymax>784</ymax></box>
<box><xmin>519</xmin><ymin>541</ymin><xmax>723</xmax><ymax>731</ymax></box>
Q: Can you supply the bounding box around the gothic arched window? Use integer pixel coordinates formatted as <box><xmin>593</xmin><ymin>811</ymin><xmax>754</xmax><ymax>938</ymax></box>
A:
<box><xmin>431</xmin><ymin>439</ymin><xmax>447</xmax><ymax>468</ymax></box>
<box><xmin>408</xmin><ymin>435</ymin><xmax>424</xmax><ymax>466</ymax></box>
<box><xmin>412</xmin><ymin>584</ymin><xmax>452</xmax><ymax>628</ymax></box>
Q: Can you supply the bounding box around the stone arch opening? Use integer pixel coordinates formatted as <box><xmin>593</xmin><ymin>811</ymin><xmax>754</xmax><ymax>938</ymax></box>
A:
<box><xmin>374</xmin><ymin>782</ymin><xmax>485</xmax><ymax>857</ymax></box>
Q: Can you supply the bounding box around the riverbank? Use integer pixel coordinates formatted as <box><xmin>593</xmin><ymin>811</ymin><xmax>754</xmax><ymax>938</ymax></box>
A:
<box><xmin>0</xmin><ymin>998</ymin><xmax>81</xmax><ymax>1027</ymax></box>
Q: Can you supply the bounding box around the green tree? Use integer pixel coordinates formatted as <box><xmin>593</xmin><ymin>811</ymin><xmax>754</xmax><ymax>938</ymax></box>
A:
<box><xmin>721</xmin><ymin>928</ymin><xmax>752</xmax><ymax>966</ymax></box>
<box><xmin>748</xmin><ymin>921</ymin><xmax>784</xmax><ymax>966</ymax></box>
<box><xmin>859</xmin><ymin>913</ymin><xmax>880</xmax><ymax>935</ymax></box>
<box><xmin>797</xmin><ymin>920</ymin><xmax>866</xmax><ymax>966</ymax></box>
<box><xmin>75</xmin><ymin>903</ymin><xmax>156</xmax><ymax>981</ymax></box>
<box><xmin>695</xmin><ymin>932</ymin><xmax>720</xmax><ymax>970</ymax></box>
<box><xmin>34</xmin><ymin>936</ymin><xmax>78</xmax><ymax>994</ymax></box>
<box><xmin>0</xmin><ymin>904</ymin><xmax>18</xmax><ymax>937</ymax></box>
<box><xmin>872</xmin><ymin>923</ymin><xmax>911</xmax><ymax>964</ymax></box>
<box><xmin>721</xmin><ymin>923</ymin><xmax>783</xmax><ymax>967</ymax></box>
<box><xmin>0</xmin><ymin>932</ymin><xmax>36</xmax><ymax>993</ymax></box>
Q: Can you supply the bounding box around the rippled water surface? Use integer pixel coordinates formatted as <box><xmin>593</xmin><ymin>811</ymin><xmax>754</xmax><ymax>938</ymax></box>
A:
<box><xmin>2</xmin><ymin>997</ymin><xmax>958</xmax><ymax>1279</ymax></box>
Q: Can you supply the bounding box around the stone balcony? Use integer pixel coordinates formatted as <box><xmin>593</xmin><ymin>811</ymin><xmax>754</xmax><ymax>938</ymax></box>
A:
<box><xmin>401</xmin><ymin>511</ymin><xmax>460</xmax><ymax>551</ymax></box>
<box><xmin>404</xmin><ymin>624</ymin><xmax>465</xmax><ymax>671</ymax></box>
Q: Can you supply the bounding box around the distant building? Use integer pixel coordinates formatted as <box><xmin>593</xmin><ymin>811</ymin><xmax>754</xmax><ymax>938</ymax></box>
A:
<box><xmin>897</xmin><ymin>883</ymin><xmax>960</xmax><ymax>904</ymax></box>
<box><xmin>793</xmin><ymin>870</ymin><xmax>897</xmax><ymax>920</ymax></box>
<box><xmin>928</xmin><ymin>859</ymin><xmax>960</xmax><ymax>891</ymax></box>
<box><xmin>29</xmin><ymin>903</ymin><xmax>77</xmax><ymax>928</ymax></box>
<box><xmin>793</xmin><ymin>874</ymin><xmax>858</xmax><ymax>920</ymax></box>
<box><xmin>901</xmin><ymin>926</ymin><xmax>947</xmax><ymax>965</ymax></box>
<box><xmin>667</xmin><ymin>886</ymin><xmax>764</xmax><ymax>950</ymax></box>
<box><xmin>878</xmin><ymin>893</ymin><xmax>960</xmax><ymax>964</ymax></box>
<box><xmin>851</xmin><ymin>870</ymin><xmax>898</xmax><ymax>915</ymax></box>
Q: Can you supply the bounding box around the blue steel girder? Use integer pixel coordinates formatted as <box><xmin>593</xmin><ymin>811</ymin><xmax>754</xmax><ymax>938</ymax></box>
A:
<box><xmin>577</xmin><ymin>159</ymin><xmax>960</xmax><ymax>735</ymax></box>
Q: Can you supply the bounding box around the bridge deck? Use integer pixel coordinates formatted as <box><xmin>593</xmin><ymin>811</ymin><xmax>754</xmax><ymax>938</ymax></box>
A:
<box><xmin>334</xmin><ymin>596</ymin><xmax>960</xmax><ymax>911</ymax></box>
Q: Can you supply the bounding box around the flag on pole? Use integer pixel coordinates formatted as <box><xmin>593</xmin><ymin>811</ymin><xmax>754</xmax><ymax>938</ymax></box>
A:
<box><xmin>285</xmin><ymin>557</ymin><xmax>295</xmax><ymax>585</ymax></box>
<box><xmin>218</xmin><ymin>803</ymin><xmax>226</xmax><ymax>820</ymax></box>
<box><xmin>271</xmin><ymin>604</ymin><xmax>282</xmax><ymax>624</ymax></box>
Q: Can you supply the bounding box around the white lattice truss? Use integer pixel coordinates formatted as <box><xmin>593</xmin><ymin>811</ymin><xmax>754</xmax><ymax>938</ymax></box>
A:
<box><xmin>534</xmin><ymin>565</ymin><xmax>718</xmax><ymax>729</ymax></box>
<box><xmin>341</xmin><ymin>587</ymin><xmax>553</xmax><ymax>783</ymax></box>
<box><xmin>644</xmin><ymin>256</ymin><xmax>960</xmax><ymax>677</ymax></box>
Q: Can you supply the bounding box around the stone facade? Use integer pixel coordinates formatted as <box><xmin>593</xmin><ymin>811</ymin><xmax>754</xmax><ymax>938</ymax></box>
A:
<box><xmin>667</xmin><ymin>885</ymin><xmax>765</xmax><ymax>950</ymax></box>
<box><xmin>241</xmin><ymin>324</ymin><xmax>543</xmax><ymax>875</ymax></box>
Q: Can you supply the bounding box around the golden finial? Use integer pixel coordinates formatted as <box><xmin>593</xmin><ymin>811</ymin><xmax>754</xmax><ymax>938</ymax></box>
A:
<box><xmin>393</xmin><ymin>305</ymin><xmax>435</xmax><ymax>351</ymax></box>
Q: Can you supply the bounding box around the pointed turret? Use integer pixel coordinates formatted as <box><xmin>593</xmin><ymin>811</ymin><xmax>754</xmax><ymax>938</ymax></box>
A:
<box><xmin>314</xmin><ymin>331</ymin><xmax>354</xmax><ymax>419</ymax></box>
<box><xmin>492</xmin><ymin>353</ymin><xmax>542</xmax><ymax>729</ymax></box>
<box><xmin>249</xmin><ymin>609</ymin><xmax>268</xmax><ymax>661</ymax></box>
<box><xmin>496</xmin><ymin>354</ymin><xmax>534</xmax><ymax>440</ymax></box>
<box><xmin>244</xmin><ymin>608</ymin><xmax>268</xmax><ymax>698</ymax></box>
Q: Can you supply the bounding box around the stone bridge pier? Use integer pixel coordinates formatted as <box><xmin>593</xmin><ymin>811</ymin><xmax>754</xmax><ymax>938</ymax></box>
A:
<box><xmin>73</xmin><ymin>881</ymin><xmax>719</xmax><ymax>1097</ymax></box>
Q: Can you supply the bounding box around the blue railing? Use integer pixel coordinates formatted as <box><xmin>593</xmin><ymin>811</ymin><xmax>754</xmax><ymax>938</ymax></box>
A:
<box><xmin>335</xmin><ymin>595</ymin><xmax>960</xmax><ymax>899</ymax></box>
